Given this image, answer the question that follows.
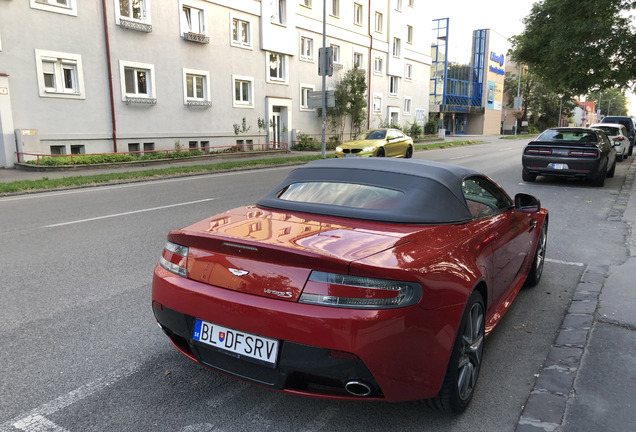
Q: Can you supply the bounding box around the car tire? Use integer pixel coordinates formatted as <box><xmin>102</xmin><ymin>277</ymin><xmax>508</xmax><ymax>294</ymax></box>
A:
<box><xmin>592</xmin><ymin>164</ymin><xmax>607</xmax><ymax>187</ymax></box>
<box><xmin>525</xmin><ymin>219</ymin><xmax>548</xmax><ymax>287</ymax></box>
<box><xmin>426</xmin><ymin>290</ymin><xmax>485</xmax><ymax>414</ymax></box>
<box><xmin>405</xmin><ymin>146</ymin><xmax>413</xmax><ymax>158</ymax></box>
<box><xmin>376</xmin><ymin>148</ymin><xmax>385</xmax><ymax>157</ymax></box>
<box><xmin>522</xmin><ymin>168</ymin><xmax>536</xmax><ymax>182</ymax></box>
<box><xmin>607</xmin><ymin>160</ymin><xmax>616</xmax><ymax>178</ymax></box>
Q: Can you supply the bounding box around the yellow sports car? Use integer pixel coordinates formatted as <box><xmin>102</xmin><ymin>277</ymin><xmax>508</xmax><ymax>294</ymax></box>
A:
<box><xmin>335</xmin><ymin>129</ymin><xmax>414</xmax><ymax>158</ymax></box>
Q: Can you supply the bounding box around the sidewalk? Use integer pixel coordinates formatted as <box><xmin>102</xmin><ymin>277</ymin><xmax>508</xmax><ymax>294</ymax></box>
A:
<box><xmin>516</xmin><ymin>156</ymin><xmax>636</xmax><ymax>431</ymax></box>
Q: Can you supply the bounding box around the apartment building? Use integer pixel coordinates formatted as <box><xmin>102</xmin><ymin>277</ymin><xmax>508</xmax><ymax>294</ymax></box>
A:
<box><xmin>0</xmin><ymin>0</ymin><xmax>432</xmax><ymax>167</ymax></box>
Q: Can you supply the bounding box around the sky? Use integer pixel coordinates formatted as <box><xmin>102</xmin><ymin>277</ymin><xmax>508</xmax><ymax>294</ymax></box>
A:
<box><xmin>435</xmin><ymin>0</ymin><xmax>537</xmax><ymax>63</ymax></box>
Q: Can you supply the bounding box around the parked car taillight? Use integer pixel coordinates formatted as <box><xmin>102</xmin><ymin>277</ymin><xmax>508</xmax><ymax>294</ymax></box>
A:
<box><xmin>613</xmin><ymin>136</ymin><xmax>625</xmax><ymax>142</ymax></box>
<box><xmin>159</xmin><ymin>241</ymin><xmax>189</xmax><ymax>277</ymax></box>
<box><xmin>299</xmin><ymin>271</ymin><xmax>422</xmax><ymax>309</ymax></box>
<box><xmin>525</xmin><ymin>147</ymin><xmax>552</xmax><ymax>155</ymax></box>
<box><xmin>568</xmin><ymin>149</ymin><xmax>599</xmax><ymax>157</ymax></box>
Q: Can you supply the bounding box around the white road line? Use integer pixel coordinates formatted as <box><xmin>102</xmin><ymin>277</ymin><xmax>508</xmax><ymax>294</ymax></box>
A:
<box><xmin>42</xmin><ymin>198</ymin><xmax>215</xmax><ymax>228</ymax></box>
<box><xmin>449</xmin><ymin>155</ymin><xmax>474</xmax><ymax>160</ymax></box>
<box><xmin>545</xmin><ymin>258</ymin><xmax>585</xmax><ymax>267</ymax></box>
<box><xmin>1</xmin><ymin>362</ymin><xmax>141</xmax><ymax>432</ymax></box>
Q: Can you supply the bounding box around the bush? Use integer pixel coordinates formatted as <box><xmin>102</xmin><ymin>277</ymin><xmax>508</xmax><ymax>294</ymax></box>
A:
<box><xmin>424</xmin><ymin>119</ymin><xmax>439</xmax><ymax>135</ymax></box>
<box><xmin>294</xmin><ymin>133</ymin><xmax>316</xmax><ymax>150</ymax></box>
<box><xmin>405</xmin><ymin>120</ymin><xmax>423</xmax><ymax>138</ymax></box>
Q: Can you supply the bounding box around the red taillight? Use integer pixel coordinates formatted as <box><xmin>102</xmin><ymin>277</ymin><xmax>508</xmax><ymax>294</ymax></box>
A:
<box><xmin>568</xmin><ymin>149</ymin><xmax>599</xmax><ymax>157</ymax></box>
<box><xmin>525</xmin><ymin>147</ymin><xmax>552</xmax><ymax>155</ymax></box>
<box><xmin>159</xmin><ymin>241</ymin><xmax>189</xmax><ymax>277</ymax></box>
<box><xmin>299</xmin><ymin>271</ymin><xmax>421</xmax><ymax>309</ymax></box>
<box><xmin>613</xmin><ymin>136</ymin><xmax>625</xmax><ymax>142</ymax></box>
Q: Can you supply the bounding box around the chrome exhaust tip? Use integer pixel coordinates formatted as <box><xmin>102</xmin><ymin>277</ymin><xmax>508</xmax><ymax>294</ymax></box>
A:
<box><xmin>344</xmin><ymin>380</ymin><xmax>373</xmax><ymax>397</ymax></box>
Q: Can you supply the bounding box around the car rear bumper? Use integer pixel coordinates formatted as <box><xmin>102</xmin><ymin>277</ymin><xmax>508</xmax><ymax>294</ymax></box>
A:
<box><xmin>152</xmin><ymin>265</ymin><xmax>464</xmax><ymax>402</ymax></box>
<box><xmin>522</xmin><ymin>155</ymin><xmax>604</xmax><ymax>179</ymax></box>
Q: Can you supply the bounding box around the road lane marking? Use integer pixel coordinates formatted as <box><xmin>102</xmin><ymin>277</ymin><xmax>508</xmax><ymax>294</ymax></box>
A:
<box><xmin>1</xmin><ymin>362</ymin><xmax>141</xmax><ymax>432</ymax></box>
<box><xmin>449</xmin><ymin>154</ymin><xmax>474</xmax><ymax>160</ymax></box>
<box><xmin>42</xmin><ymin>198</ymin><xmax>215</xmax><ymax>228</ymax></box>
<box><xmin>545</xmin><ymin>258</ymin><xmax>585</xmax><ymax>267</ymax></box>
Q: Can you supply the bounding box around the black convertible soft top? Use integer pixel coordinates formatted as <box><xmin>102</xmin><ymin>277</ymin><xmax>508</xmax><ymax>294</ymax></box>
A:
<box><xmin>256</xmin><ymin>158</ymin><xmax>480</xmax><ymax>224</ymax></box>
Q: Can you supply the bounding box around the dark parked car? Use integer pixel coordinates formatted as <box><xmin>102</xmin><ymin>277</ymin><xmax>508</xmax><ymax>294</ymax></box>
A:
<box><xmin>601</xmin><ymin>116</ymin><xmax>634</xmax><ymax>156</ymax></box>
<box><xmin>152</xmin><ymin>158</ymin><xmax>548</xmax><ymax>413</ymax></box>
<box><xmin>522</xmin><ymin>127</ymin><xmax>617</xmax><ymax>186</ymax></box>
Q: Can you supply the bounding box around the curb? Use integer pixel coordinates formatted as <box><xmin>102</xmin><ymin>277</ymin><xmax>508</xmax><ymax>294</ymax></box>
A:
<box><xmin>516</xmin><ymin>157</ymin><xmax>636</xmax><ymax>432</ymax></box>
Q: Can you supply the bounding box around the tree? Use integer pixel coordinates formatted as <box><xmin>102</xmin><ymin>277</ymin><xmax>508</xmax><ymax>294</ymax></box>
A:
<box><xmin>511</xmin><ymin>0</ymin><xmax>636</xmax><ymax>94</ymax></box>
<box><xmin>320</xmin><ymin>68</ymin><xmax>367</xmax><ymax>141</ymax></box>
<box><xmin>587</xmin><ymin>88</ymin><xmax>628</xmax><ymax>117</ymax></box>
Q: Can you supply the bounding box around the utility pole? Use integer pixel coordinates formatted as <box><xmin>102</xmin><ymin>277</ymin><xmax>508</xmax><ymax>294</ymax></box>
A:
<box><xmin>320</xmin><ymin>0</ymin><xmax>327</xmax><ymax>158</ymax></box>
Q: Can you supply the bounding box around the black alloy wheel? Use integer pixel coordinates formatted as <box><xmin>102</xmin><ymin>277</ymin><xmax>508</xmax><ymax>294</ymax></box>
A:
<box><xmin>405</xmin><ymin>146</ymin><xmax>413</xmax><ymax>158</ymax></box>
<box><xmin>376</xmin><ymin>148</ymin><xmax>385</xmax><ymax>157</ymax></box>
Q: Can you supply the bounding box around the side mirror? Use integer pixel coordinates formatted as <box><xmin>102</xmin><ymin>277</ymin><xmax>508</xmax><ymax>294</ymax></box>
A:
<box><xmin>515</xmin><ymin>193</ymin><xmax>541</xmax><ymax>213</ymax></box>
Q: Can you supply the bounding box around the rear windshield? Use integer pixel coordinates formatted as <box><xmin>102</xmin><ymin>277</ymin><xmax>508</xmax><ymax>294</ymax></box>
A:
<box><xmin>538</xmin><ymin>130</ymin><xmax>598</xmax><ymax>143</ymax></box>
<box><xmin>594</xmin><ymin>126</ymin><xmax>620</xmax><ymax>135</ymax></box>
<box><xmin>277</xmin><ymin>182</ymin><xmax>404</xmax><ymax>209</ymax></box>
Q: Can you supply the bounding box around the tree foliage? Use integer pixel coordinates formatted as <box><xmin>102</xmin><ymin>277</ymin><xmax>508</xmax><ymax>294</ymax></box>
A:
<box><xmin>320</xmin><ymin>68</ymin><xmax>367</xmax><ymax>140</ymax></box>
<box><xmin>587</xmin><ymin>88</ymin><xmax>628</xmax><ymax>117</ymax></box>
<box><xmin>511</xmin><ymin>0</ymin><xmax>636</xmax><ymax>94</ymax></box>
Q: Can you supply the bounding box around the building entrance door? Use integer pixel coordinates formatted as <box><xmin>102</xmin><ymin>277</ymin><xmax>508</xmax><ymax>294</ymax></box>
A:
<box><xmin>271</xmin><ymin>108</ymin><xmax>281</xmax><ymax>148</ymax></box>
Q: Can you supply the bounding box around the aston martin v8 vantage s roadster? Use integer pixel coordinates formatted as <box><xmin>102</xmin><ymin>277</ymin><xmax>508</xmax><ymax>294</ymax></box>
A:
<box><xmin>152</xmin><ymin>158</ymin><xmax>548</xmax><ymax>413</ymax></box>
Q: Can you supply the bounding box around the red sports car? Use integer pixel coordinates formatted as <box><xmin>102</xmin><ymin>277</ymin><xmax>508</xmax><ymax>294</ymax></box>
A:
<box><xmin>152</xmin><ymin>158</ymin><xmax>548</xmax><ymax>413</ymax></box>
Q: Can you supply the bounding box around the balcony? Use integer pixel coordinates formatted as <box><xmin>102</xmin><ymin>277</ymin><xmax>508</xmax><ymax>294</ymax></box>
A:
<box><xmin>183</xmin><ymin>32</ymin><xmax>210</xmax><ymax>44</ymax></box>
<box><xmin>119</xmin><ymin>18</ymin><xmax>152</xmax><ymax>33</ymax></box>
<box><xmin>126</xmin><ymin>96</ymin><xmax>157</xmax><ymax>105</ymax></box>
<box><xmin>186</xmin><ymin>100</ymin><xmax>213</xmax><ymax>108</ymax></box>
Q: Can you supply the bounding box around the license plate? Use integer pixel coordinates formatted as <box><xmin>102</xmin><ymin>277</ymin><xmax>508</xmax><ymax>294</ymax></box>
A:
<box><xmin>344</xmin><ymin>153</ymin><xmax>356</xmax><ymax>158</ymax></box>
<box><xmin>192</xmin><ymin>319</ymin><xmax>279</xmax><ymax>365</ymax></box>
<box><xmin>551</xmin><ymin>163</ymin><xmax>568</xmax><ymax>169</ymax></box>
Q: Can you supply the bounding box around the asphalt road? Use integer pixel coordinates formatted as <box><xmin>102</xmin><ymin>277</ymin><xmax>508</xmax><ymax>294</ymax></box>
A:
<box><xmin>0</xmin><ymin>138</ymin><xmax>630</xmax><ymax>432</ymax></box>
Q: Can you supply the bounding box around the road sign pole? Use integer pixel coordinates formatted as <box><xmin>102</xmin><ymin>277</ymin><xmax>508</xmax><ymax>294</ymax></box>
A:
<box><xmin>321</xmin><ymin>0</ymin><xmax>327</xmax><ymax>158</ymax></box>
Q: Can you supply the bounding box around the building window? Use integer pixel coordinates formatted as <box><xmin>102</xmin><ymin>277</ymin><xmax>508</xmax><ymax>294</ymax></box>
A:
<box><xmin>395</xmin><ymin>0</ymin><xmax>402</xmax><ymax>11</ymax></box>
<box><xmin>70</xmin><ymin>144</ymin><xmax>85</xmax><ymax>155</ymax></box>
<box><xmin>374</xmin><ymin>12</ymin><xmax>383</xmax><ymax>33</ymax></box>
<box><xmin>272</xmin><ymin>0</ymin><xmax>286</xmax><ymax>25</ymax></box>
<box><xmin>408</xmin><ymin>0</ymin><xmax>414</xmax><ymax>6</ymax></box>
<box><xmin>389</xmin><ymin>76</ymin><xmax>399</xmax><ymax>96</ymax></box>
<box><xmin>354</xmin><ymin>52</ymin><xmax>363</xmax><ymax>69</ymax></box>
<box><xmin>300</xmin><ymin>84</ymin><xmax>315</xmax><ymax>110</ymax></box>
<box><xmin>50</xmin><ymin>145</ymin><xmax>66</xmax><ymax>155</ymax></box>
<box><xmin>180</xmin><ymin>3</ymin><xmax>206</xmax><ymax>36</ymax></box>
<box><xmin>393</xmin><ymin>38</ymin><xmax>401</xmax><ymax>58</ymax></box>
<box><xmin>144</xmin><ymin>142</ymin><xmax>155</xmax><ymax>152</ymax></box>
<box><xmin>353</xmin><ymin>3</ymin><xmax>362</xmax><ymax>26</ymax></box>
<box><xmin>231</xmin><ymin>17</ymin><xmax>251</xmax><ymax>48</ymax></box>
<box><xmin>373</xmin><ymin>94</ymin><xmax>382</xmax><ymax>113</ymax></box>
<box><xmin>35</xmin><ymin>49</ymin><xmax>85</xmax><ymax>99</ymax></box>
<box><xmin>119</xmin><ymin>60</ymin><xmax>156</xmax><ymax>102</ymax></box>
<box><xmin>329</xmin><ymin>0</ymin><xmax>339</xmax><ymax>17</ymax></box>
<box><xmin>374</xmin><ymin>56</ymin><xmax>383</xmax><ymax>75</ymax></box>
<box><xmin>405</xmin><ymin>63</ymin><xmax>413</xmax><ymax>80</ymax></box>
<box><xmin>183</xmin><ymin>68</ymin><xmax>211</xmax><ymax>106</ymax></box>
<box><xmin>300</xmin><ymin>37</ymin><xmax>314</xmax><ymax>61</ymax></box>
<box><xmin>233</xmin><ymin>75</ymin><xmax>253</xmax><ymax>107</ymax></box>
<box><xmin>331</xmin><ymin>44</ymin><xmax>341</xmax><ymax>63</ymax></box>
<box><xmin>404</xmin><ymin>97</ymin><xmax>412</xmax><ymax>115</ymax></box>
<box><xmin>30</xmin><ymin>0</ymin><xmax>77</xmax><ymax>16</ymax></box>
<box><xmin>407</xmin><ymin>25</ymin><xmax>413</xmax><ymax>44</ymax></box>
<box><xmin>268</xmin><ymin>52</ymin><xmax>287</xmax><ymax>83</ymax></box>
<box><xmin>128</xmin><ymin>143</ymin><xmax>140</xmax><ymax>156</ymax></box>
<box><xmin>301</xmin><ymin>0</ymin><xmax>311</xmax><ymax>8</ymax></box>
<box><xmin>117</xmin><ymin>0</ymin><xmax>149</xmax><ymax>22</ymax></box>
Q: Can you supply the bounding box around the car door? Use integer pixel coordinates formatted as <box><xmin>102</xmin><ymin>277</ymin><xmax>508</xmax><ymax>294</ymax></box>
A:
<box><xmin>463</xmin><ymin>177</ymin><xmax>533</xmax><ymax>305</ymax></box>
<box><xmin>385</xmin><ymin>129</ymin><xmax>399</xmax><ymax>156</ymax></box>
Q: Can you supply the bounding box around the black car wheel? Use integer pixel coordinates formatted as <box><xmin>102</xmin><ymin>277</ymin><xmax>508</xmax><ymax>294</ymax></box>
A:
<box><xmin>525</xmin><ymin>220</ymin><xmax>548</xmax><ymax>287</ymax></box>
<box><xmin>405</xmin><ymin>146</ymin><xmax>413</xmax><ymax>158</ymax></box>
<box><xmin>376</xmin><ymin>148</ymin><xmax>385</xmax><ymax>157</ymax></box>
<box><xmin>592</xmin><ymin>163</ymin><xmax>607</xmax><ymax>187</ymax></box>
<box><xmin>607</xmin><ymin>160</ymin><xmax>616</xmax><ymax>178</ymax></box>
<box><xmin>522</xmin><ymin>168</ymin><xmax>536</xmax><ymax>182</ymax></box>
<box><xmin>427</xmin><ymin>290</ymin><xmax>485</xmax><ymax>413</ymax></box>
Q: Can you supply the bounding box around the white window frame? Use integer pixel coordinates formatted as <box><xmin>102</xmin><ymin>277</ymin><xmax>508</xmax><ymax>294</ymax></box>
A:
<box><xmin>329</xmin><ymin>0</ymin><xmax>339</xmax><ymax>17</ymax></box>
<box><xmin>372</xmin><ymin>93</ymin><xmax>382</xmax><ymax>113</ymax></box>
<box><xmin>330</xmin><ymin>43</ymin><xmax>341</xmax><ymax>64</ymax></box>
<box><xmin>389</xmin><ymin>76</ymin><xmax>399</xmax><ymax>96</ymax></box>
<box><xmin>300</xmin><ymin>36</ymin><xmax>314</xmax><ymax>62</ymax></box>
<box><xmin>395</xmin><ymin>0</ymin><xmax>402</xmax><ymax>11</ymax></box>
<box><xmin>408</xmin><ymin>0</ymin><xmax>414</xmax><ymax>6</ymax></box>
<box><xmin>353</xmin><ymin>3</ymin><xmax>362</xmax><ymax>26</ymax></box>
<box><xmin>301</xmin><ymin>0</ymin><xmax>312</xmax><ymax>8</ymax></box>
<box><xmin>119</xmin><ymin>60</ymin><xmax>156</xmax><ymax>101</ymax></box>
<box><xmin>183</xmin><ymin>68</ymin><xmax>211</xmax><ymax>104</ymax></box>
<box><xmin>374</xmin><ymin>56</ymin><xmax>383</xmax><ymax>75</ymax></box>
<box><xmin>115</xmin><ymin>0</ymin><xmax>151</xmax><ymax>24</ymax></box>
<box><xmin>267</xmin><ymin>52</ymin><xmax>288</xmax><ymax>84</ymax></box>
<box><xmin>353</xmin><ymin>52</ymin><xmax>364</xmax><ymax>69</ymax></box>
<box><xmin>393</xmin><ymin>38</ymin><xmax>401</xmax><ymax>58</ymax></box>
<box><xmin>405</xmin><ymin>63</ymin><xmax>413</xmax><ymax>80</ymax></box>
<box><xmin>403</xmin><ymin>97</ymin><xmax>412</xmax><ymax>115</ymax></box>
<box><xmin>374</xmin><ymin>12</ymin><xmax>383</xmax><ymax>33</ymax></box>
<box><xmin>233</xmin><ymin>75</ymin><xmax>254</xmax><ymax>108</ymax></box>
<box><xmin>30</xmin><ymin>0</ymin><xmax>77</xmax><ymax>16</ymax></box>
<box><xmin>272</xmin><ymin>0</ymin><xmax>287</xmax><ymax>26</ymax></box>
<box><xmin>300</xmin><ymin>83</ymin><xmax>315</xmax><ymax>111</ymax></box>
<box><xmin>180</xmin><ymin>2</ymin><xmax>207</xmax><ymax>36</ymax></box>
<box><xmin>407</xmin><ymin>25</ymin><xmax>413</xmax><ymax>44</ymax></box>
<box><xmin>35</xmin><ymin>49</ymin><xmax>85</xmax><ymax>99</ymax></box>
<box><xmin>230</xmin><ymin>15</ymin><xmax>252</xmax><ymax>49</ymax></box>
